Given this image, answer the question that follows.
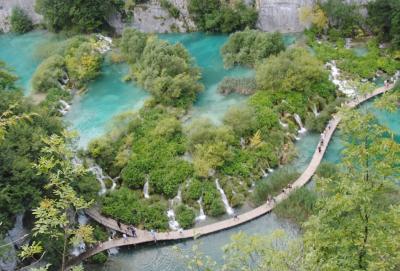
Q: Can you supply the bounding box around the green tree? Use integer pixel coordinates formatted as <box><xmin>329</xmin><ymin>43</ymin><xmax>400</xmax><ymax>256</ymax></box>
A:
<box><xmin>367</xmin><ymin>0</ymin><xmax>400</xmax><ymax>48</ymax></box>
<box><xmin>304</xmin><ymin>111</ymin><xmax>400</xmax><ymax>270</ymax></box>
<box><xmin>221</xmin><ymin>29</ymin><xmax>285</xmax><ymax>68</ymax></box>
<box><xmin>35</xmin><ymin>0</ymin><xmax>123</xmax><ymax>33</ymax></box>
<box><xmin>27</xmin><ymin>133</ymin><xmax>95</xmax><ymax>271</ymax></box>
<box><xmin>10</xmin><ymin>7</ymin><xmax>33</xmax><ymax>34</ymax></box>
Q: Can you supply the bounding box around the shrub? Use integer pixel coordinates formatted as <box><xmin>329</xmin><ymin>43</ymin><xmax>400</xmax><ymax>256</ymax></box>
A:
<box><xmin>10</xmin><ymin>7</ymin><xmax>33</xmax><ymax>34</ymax></box>
<box><xmin>221</xmin><ymin>29</ymin><xmax>285</xmax><ymax>68</ymax></box>
<box><xmin>175</xmin><ymin>204</ymin><xmax>196</xmax><ymax>229</ymax></box>
<box><xmin>252</xmin><ymin>169</ymin><xmax>300</xmax><ymax>206</ymax></box>
<box><xmin>120</xmin><ymin>29</ymin><xmax>203</xmax><ymax>108</ymax></box>
<box><xmin>188</xmin><ymin>0</ymin><xmax>258</xmax><ymax>33</ymax></box>
<box><xmin>202</xmin><ymin>181</ymin><xmax>225</xmax><ymax>217</ymax></box>
<box><xmin>88</xmin><ymin>252</ymin><xmax>108</xmax><ymax>264</ymax></box>
<box><xmin>218</xmin><ymin>77</ymin><xmax>257</xmax><ymax>95</ymax></box>
<box><xmin>31</xmin><ymin>55</ymin><xmax>65</xmax><ymax>93</ymax></box>
<box><xmin>160</xmin><ymin>0</ymin><xmax>180</xmax><ymax>19</ymax></box>
<box><xmin>182</xmin><ymin>179</ymin><xmax>203</xmax><ymax>204</ymax></box>
<box><xmin>275</xmin><ymin>187</ymin><xmax>317</xmax><ymax>225</ymax></box>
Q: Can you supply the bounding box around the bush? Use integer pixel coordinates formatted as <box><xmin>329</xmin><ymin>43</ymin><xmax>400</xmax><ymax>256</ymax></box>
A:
<box><xmin>120</xmin><ymin>29</ymin><xmax>203</xmax><ymax>108</ymax></box>
<box><xmin>202</xmin><ymin>181</ymin><xmax>226</xmax><ymax>217</ymax></box>
<box><xmin>188</xmin><ymin>0</ymin><xmax>258</xmax><ymax>33</ymax></box>
<box><xmin>101</xmin><ymin>187</ymin><xmax>169</xmax><ymax>230</ymax></box>
<box><xmin>275</xmin><ymin>187</ymin><xmax>317</xmax><ymax>225</ymax></box>
<box><xmin>88</xmin><ymin>252</ymin><xmax>108</xmax><ymax>264</ymax></box>
<box><xmin>221</xmin><ymin>29</ymin><xmax>285</xmax><ymax>68</ymax></box>
<box><xmin>218</xmin><ymin>77</ymin><xmax>257</xmax><ymax>95</ymax></box>
<box><xmin>252</xmin><ymin>169</ymin><xmax>300</xmax><ymax>206</ymax></box>
<box><xmin>160</xmin><ymin>0</ymin><xmax>180</xmax><ymax>19</ymax></box>
<box><xmin>31</xmin><ymin>55</ymin><xmax>65</xmax><ymax>93</ymax></box>
<box><xmin>182</xmin><ymin>179</ymin><xmax>203</xmax><ymax>204</ymax></box>
<box><xmin>175</xmin><ymin>204</ymin><xmax>196</xmax><ymax>229</ymax></box>
<box><xmin>10</xmin><ymin>7</ymin><xmax>33</xmax><ymax>34</ymax></box>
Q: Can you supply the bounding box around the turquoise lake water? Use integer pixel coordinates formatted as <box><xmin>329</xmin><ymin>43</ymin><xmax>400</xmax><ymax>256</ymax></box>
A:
<box><xmin>0</xmin><ymin>31</ymin><xmax>53</xmax><ymax>93</ymax></box>
<box><xmin>1</xmin><ymin>31</ymin><xmax>398</xmax><ymax>271</ymax></box>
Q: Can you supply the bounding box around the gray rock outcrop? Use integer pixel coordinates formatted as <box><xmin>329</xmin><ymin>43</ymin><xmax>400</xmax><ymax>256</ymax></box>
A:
<box><xmin>0</xmin><ymin>0</ymin><xmax>42</xmax><ymax>32</ymax></box>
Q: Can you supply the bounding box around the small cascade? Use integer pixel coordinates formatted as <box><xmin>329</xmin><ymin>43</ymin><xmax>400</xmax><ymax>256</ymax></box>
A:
<box><xmin>294</xmin><ymin>114</ymin><xmax>307</xmax><ymax>134</ymax></box>
<box><xmin>326</xmin><ymin>61</ymin><xmax>357</xmax><ymax>97</ymax></box>
<box><xmin>248</xmin><ymin>181</ymin><xmax>256</xmax><ymax>193</ymax></box>
<box><xmin>279</xmin><ymin>120</ymin><xmax>289</xmax><ymax>129</ymax></box>
<box><xmin>71</xmin><ymin>212</ymin><xmax>88</xmax><ymax>256</ymax></box>
<box><xmin>143</xmin><ymin>181</ymin><xmax>150</xmax><ymax>199</ymax></box>
<box><xmin>167</xmin><ymin>208</ymin><xmax>181</xmax><ymax>231</ymax></box>
<box><xmin>195</xmin><ymin>197</ymin><xmax>207</xmax><ymax>221</ymax></box>
<box><xmin>107</xmin><ymin>237</ymin><xmax>119</xmax><ymax>255</ymax></box>
<box><xmin>268</xmin><ymin>168</ymin><xmax>274</xmax><ymax>173</ymax></box>
<box><xmin>312</xmin><ymin>104</ymin><xmax>319</xmax><ymax>117</ymax></box>
<box><xmin>111</xmin><ymin>176</ymin><xmax>120</xmax><ymax>191</ymax></box>
<box><xmin>174</xmin><ymin>186</ymin><xmax>182</xmax><ymax>204</ymax></box>
<box><xmin>59</xmin><ymin>100</ymin><xmax>71</xmax><ymax>115</ymax></box>
<box><xmin>88</xmin><ymin>165</ymin><xmax>108</xmax><ymax>195</ymax></box>
<box><xmin>95</xmin><ymin>34</ymin><xmax>113</xmax><ymax>54</ymax></box>
<box><xmin>215</xmin><ymin>179</ymin><xmax>234</xmax><ymax>215</ymax></box>
<box><xmin>261</xmin><ymin>168</ymin><xmax>268</xmax><ymax>178</ymax></box>
<box><xmin>345</xmin><ymin>38</ymin><xmax>352</xmax><ymax>49</ymax></box>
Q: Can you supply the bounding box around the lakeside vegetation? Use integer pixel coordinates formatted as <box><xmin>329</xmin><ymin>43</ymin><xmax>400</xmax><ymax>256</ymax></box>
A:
<box><xmin>0</xmin><ymin>0</ymin><xmax>400</xmax><ymax>270</ymax></box>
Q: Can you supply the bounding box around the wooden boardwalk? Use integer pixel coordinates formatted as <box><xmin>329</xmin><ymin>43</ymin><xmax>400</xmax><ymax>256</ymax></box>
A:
<box><xmin>67</xmin><ymin>84</ymin><xmax>394</xmax><ymax>268</ymax></box>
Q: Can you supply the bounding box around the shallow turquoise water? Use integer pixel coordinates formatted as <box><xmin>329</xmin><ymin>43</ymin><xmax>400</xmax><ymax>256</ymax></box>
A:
<box><xmin>159</xmin><ymin>33</ymin><xmax>253</xmax><ymax>124</ymax></box>
<box><xmin>64</xmin><ymin>62</ymin><xmax>149</xmax><ymax>147</ymax></box>
<box><xmin>0</xmin><ymin>31</ymin><xmax>53</xmax><ymax>93</ymax></box>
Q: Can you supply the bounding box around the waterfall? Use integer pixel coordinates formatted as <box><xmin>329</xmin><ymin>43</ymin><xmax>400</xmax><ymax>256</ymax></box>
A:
<box><xmin>279</xmin><ymin>120</ymin><xmax>288</xmax><ymax>129</ymax></box>
<box><xmin>71</xmin><ymin>213</ymin><xmax>88</xmax><ymax>256</ymax></box>
<box><xmin>111</xmin><ymin>176</ymin><xmax>120</xmax><ymax>191</ymax></box>
<box><xmin>215</xmin><ymin>179</ymin><xmax>234</xmax><ymax>215</ymax></box>
<box><xmin>107</xmin><ymin>237</ymin><xmax>119</xmax><ymax>255</ymax></box>
<box><xmin>326</xmin><ymin>61</ymin><xmax>357</xmax><ymax>97</ymax></box>
<box><xmin>143</xmin><ymin>181</ymin><xmax>150</xmax><ymax>199</ymax></box>
<box><xmin>312</xmin><ymin>104</ymin><xmax>319</xmax><ymax>117</ymax></box>
<box><xmin>58</xmin><ymin>99</ymin><xmax>71</xmax><ymax>115</ymax></box>
<box><xmin>174</xmin><ymin>186</ymin><xmax>182</xmax><ymax>204</ymax></box>
<box><xmin>293</xmin><ymin>114</ymin><xmax>307</xmax><ymax>134</ymax></box>
<box><xmin>268</xmin><ymin>168</ymin><xmax>274</xmax><ymax>173</ymax></box>
<box><xmin>195</xmin><ymin>197</ymin><xmax>207</xmax><ymax>221</ymax></box>
<box><xmin>261</xmin><ymin>168</ymin><xmax>268</xmax><ymax>178</ymax></box>
<box><xmin>167</xmin><ymin>209</ymin><xmax>181</xmax><ymax>231</ymax></box>
<box><xmin>88</xmin><ymin>165</ymin><xmax>108</xmax><ymax>195</ymax></box>
<box><xmin>345</xmin><ymin>38</ymin><xmax>352</xmax><ymax>49</ymax></box>
<box><xmin>95</xmin><ymin>34</ymin><xmax>113</xmax><ymax>54</ymax></box>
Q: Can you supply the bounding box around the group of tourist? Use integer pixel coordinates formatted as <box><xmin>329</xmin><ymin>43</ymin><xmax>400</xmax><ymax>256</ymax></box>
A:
<box><xmin>117</xmin><ymin>221</ymin><xmax>138</xmax><ymax>243</ymax></box>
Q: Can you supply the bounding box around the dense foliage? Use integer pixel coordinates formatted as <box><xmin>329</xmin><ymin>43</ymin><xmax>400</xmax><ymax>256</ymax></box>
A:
<box><xmin>10</xmin><ymin>7</ymin><xmax>33</xmax><ymax>34</ymax></box>
<box><xmin>310</xmin><ymin>38</ymin><xmax>400</xmax><ymax>79</ymax></box>
<box><xmin>119</xmin><ymin>29</ymin><xmax>203</xmax><ymax>108</ymax></box>
<box><xmin>320</xmin><ymin>0</ymin><xmax>363</xmax><ymax>38</ymax></box>
<box><xmin>221</xmin><ymin>29</ymin><xmax>285</xmax><ymax>68</ymax></box>
<box><xmin>367</xmin><ymin>0</ymin><xmax>400</xmax><ymax>49</ymax></box>
<box><xmin>218</xmin><ymin>77</ymin><xmax>256</xmax><ymax>95</ymax></box>
<box><xmin>35</xmin><ymin>0</ymin><xmax>124</xmax><ymax>33</ymax></box>
<box><xmin>101</xmin><ymin>187</ymin><xmax>169</xmax><ymax>230</ymax></box>
<box><xmin>31</xmin><ymin>36</ymin><xmax>103</xmax><ymax>92</ymax></box>
<box><xmin>188</xmin><ymin>0</ymin><xmax>258</xmax><ymax>33</ymax></box>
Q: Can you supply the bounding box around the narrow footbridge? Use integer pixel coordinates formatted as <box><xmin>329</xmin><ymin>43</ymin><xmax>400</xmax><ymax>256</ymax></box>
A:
<box><xmin>67</xmin><ymin>84</ymin><xmax>394</xmax><ymax>268</ymax></box>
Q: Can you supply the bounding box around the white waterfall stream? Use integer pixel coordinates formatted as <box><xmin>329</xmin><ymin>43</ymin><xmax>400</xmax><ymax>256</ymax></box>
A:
<box><xmin>195</xmin><ymin>197</ymin><xmax>207</xmax><ymax>221</ymax></box>
<box><xmin>71</xmin><ymin>213</ymin><xmax>89</xmax><ymax>256</ymax></box>
<box><xmin>143</xmin><ymin>181</ymin><xmax>150</xmax><ymax>199</ymax></box>
<box><xmin>293</xmin><ymin>114</ymin><xmax>307</xmax><ymax>134</ymax></box>
<box><xmin>261</xmin><ymin>168</ymin><xmax>268</xmax><ymax>178</ymax></box>
<box><xmin>167</xmin><ymin>187</ymin><xmax>183</xmax><ymax>231</ymax></box>
<box><xmin>88</xmin><ymin>165</ymin><xmax>108</xmax><ymax>195</ymax></box>
<box><xmin>215</xmin><ymin>179</ymin><xmax>234</xmax><ymax>215</ymax></box>
<box><xmin>59</xmin><ymin>99</ymin><xmax>71</xmax><ymax>115</ymax></box>
<box><xmin>279</xmin><ymin>119</ymin><xmax>289</xmax><ymax>128</ymax></box>
<box><xmin>326</xmin><ymin>61</ymin><xmax>357</xmax><ymax>97</ymax></box>
<box><xmin>312</xmin><ymin>104</ymin><xmax>319</xmax><ymax>117</ymax></box>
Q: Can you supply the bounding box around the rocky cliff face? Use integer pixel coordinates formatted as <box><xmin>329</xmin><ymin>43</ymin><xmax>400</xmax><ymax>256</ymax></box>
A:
<box><xmin>0</xmin><ymin>0</ymin><xmax>370</xmax><ymax>34</ymax></box>
<box><xmin>0</xmin><ymin>0</ymin><xmax>42</xmax><ymax>32</ymax></box>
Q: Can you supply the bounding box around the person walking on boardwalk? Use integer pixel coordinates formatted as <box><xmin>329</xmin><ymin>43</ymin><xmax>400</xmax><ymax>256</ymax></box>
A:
<box><xmin>123</xmin><ymin>233</ymin><xmax>128</xmax><ymax>243</ymax></box>
<box><xmin>117</xmin><ymin>221</ymin><xmax>121</xmax><ymax>229</ymax></box>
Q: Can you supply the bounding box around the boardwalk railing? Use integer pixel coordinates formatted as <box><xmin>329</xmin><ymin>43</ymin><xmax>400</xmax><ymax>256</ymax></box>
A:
<box><xmin>66</xmin><ymin>84</ymin><xmax>394</xmax><ymax>268</ymax></box>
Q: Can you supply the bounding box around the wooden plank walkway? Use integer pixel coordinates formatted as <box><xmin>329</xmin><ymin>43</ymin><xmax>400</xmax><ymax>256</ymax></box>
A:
<box><xmin>67</xmin><ymin>84</ymin><xmax>394</xmax><ymax>268</ymax></box>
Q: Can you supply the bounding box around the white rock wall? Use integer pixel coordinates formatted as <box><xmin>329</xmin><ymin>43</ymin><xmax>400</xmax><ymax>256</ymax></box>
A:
<box><xmin>0</xmin><ymin>0</ymin><xmax>42</xmax><ymax>32</ymax></box>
